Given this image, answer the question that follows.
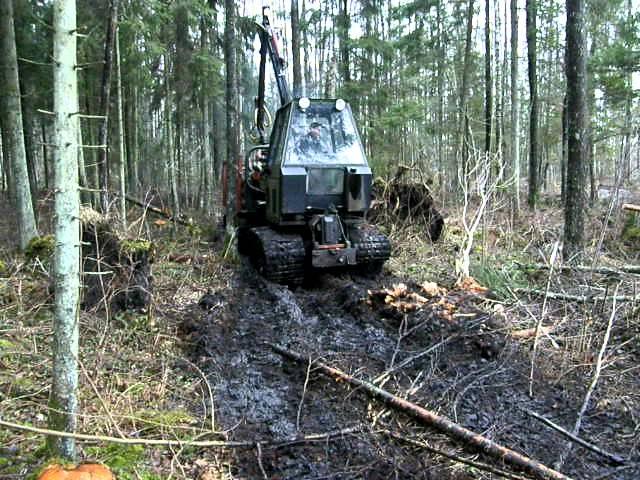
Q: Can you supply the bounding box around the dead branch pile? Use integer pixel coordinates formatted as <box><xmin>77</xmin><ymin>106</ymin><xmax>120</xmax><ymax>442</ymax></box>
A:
<box><xmin>369</xmin><ymin>167</ymin><xmax>444</xmax><ymax>241</ymax></box>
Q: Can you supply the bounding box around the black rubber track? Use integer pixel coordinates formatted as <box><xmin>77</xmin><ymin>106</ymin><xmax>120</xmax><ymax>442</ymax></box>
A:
<box><xmin>246</xmin><ymin>227</ymin><xmax>306</xmax><ymax>286</ymax></box>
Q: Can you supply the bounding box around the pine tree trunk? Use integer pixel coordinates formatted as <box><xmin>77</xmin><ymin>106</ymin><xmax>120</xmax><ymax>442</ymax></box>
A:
<box><xmin>563</xmin><ymin>0</ymin><xmax>587</xmax><ymax>259</ymax></box>
<box><xmin>200</xmin><ymin>13</ymin><xmax>212</xmax><ymax>214</ymax></box>
<box><xmin>510</xmin><ymin>0</ymin><xmax>520</xmax><ymax>211</ymax></box>
<box><xmin>291</xmin><ymin>0</ymin><xmax>302</xmax><ymax>96</ymax></box>
<box><xmin>459</xmin><ymin>0</ymin><xmax>475</xmax><ymax>180</ymax></box>
<box><xmin>164</xmin><ymin>54</ymin><xmax>179</xmax><ymax>220</ymax></box>
<box><xmin>42</xmin><ymin>122</ymin><xmax>49</xmax><ymax>189</ymax></box>
<box><xmin>20</xmin><ymin>81</ymin><xmax>39</xmax><ymax>214</ymax></box>
<box><xmin>175</xmin><ymin>1</ymin><xmax>191</xmax><ymax>212</ymax></box>
<box><xmin>76</xmin><ymin>96</ymin><xmax>90</xmax><ymax>205</ymax></box>
<box><xmin>558</xmin><ymin>95</ymin><xmax>566</xmax><ymax>203</ymax></box>
<box><xmin>49</xmin><ymin>0</ymin><xmax>80</xmax><ymax>461</ymax></box>
<box><xmin>484</xmin><ymin>0</ymin><xmax>492</xmax><ymax>155</ymax></box>
<box><xmin>1</xmin><ymin>126</ymin><xmax>15</xmax><ymax>201</ymax></box>
<box><xmin>302</xmin><ymin>0</ymin><xmax>311</xmax><ymax>91</ymax></box>
<box><xmin>97</xmin><ymin>0</ymin><xmax>118</xmax><ymax>213</ymax></box>
<box><xmin>224</xmin><ymin>0</ymin><xmax>239</xmax><ymax>227</ymax></box>
<box><xmin>526</xmin><ymin>0</ymin><xmax>539</xmax><ymax>208</ymax></box>
<box><xmin>0</xmin><ymin>0</ymin><xmax>38</xmax><ymax>249</ymax></box>
<box><xmin>587</xmin><ymin>40</ymin><xmax>597</xmax><ymax>205</ymax></box>
<box><xmin>127</xmin><ymin>84</ymin><xmax>139</xmax><ymax>194</ymax></box>
<box><xmin>436</xmin><ymin>0</ymin><xmax>445</xmax><ymax>190</ymax></box>
<box><xmin>337</xmin><ymin>0</ymin><xmax>351</xmax><ymax>87</ymax></box>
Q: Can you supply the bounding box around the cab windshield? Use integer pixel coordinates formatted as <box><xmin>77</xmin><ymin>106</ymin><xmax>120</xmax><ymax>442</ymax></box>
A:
<box><xmin>284</xmin><ymin>101</ymin><xmax>367</xmax><ymax>166</ymax></box>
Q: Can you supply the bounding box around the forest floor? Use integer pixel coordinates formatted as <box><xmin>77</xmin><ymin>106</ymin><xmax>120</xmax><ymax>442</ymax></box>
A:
<box><xmin>1</xmin><ymin>192</ymin><xmax>639</xmax><ymax>480</ymax></box>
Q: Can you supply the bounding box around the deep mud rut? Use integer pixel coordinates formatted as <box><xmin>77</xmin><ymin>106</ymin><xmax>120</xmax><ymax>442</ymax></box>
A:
<box><xmin>182</xmin><ymin>261</ymin><xmax>639</xmax><ymax>480</ymax></box>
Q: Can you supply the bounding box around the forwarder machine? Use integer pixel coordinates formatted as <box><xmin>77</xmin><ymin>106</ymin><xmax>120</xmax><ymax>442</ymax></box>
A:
<box><xmin>236</xmin><ymin>8</ymin><xmax>390</xmax><ymax>286</ymax></box>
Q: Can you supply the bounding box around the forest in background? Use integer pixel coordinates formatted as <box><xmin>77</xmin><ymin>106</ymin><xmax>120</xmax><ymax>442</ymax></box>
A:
<box><xmin>2</xmin><ymin>0</ymin><xmax>638</xmax><ymax>226</ymax></box>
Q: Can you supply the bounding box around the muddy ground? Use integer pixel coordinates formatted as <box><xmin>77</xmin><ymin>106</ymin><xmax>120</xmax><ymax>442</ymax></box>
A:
<box><xmin>1</xmin><ymin>194</ymin><xmax>639</xmax><ymax>480</ymax></box>
<box><xmin>178</xmin><ymin>256</ymin><xmax>639</xmax><ymax>480</ymax></box>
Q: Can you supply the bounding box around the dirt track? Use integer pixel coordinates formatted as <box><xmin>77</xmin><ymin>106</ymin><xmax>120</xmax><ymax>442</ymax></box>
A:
<box><xmin>181</xmin><ymin>261</ymin><xmax>639</xmax><ymax>480</ymax></box>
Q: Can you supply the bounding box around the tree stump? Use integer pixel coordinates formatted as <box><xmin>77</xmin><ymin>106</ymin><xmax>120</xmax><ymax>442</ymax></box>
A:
<box><xmin>80</xmin><ymin>208</ymin><xmax>153</xmax><ymax>311</ymax></box>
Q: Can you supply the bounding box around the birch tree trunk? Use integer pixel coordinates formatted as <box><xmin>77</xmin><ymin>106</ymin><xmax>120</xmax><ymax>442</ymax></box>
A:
<box><xmin>116</xmin><ymin>27</ymin><xmax>126</xmax><ymax>227</ymax></box>
<box><xmin>49</xmin><ymin>0</ymin><xmax>80</xmax><ymax>461</ymax></box>
<box><xmin>510</xmin><ymin>0</ymin><xmax>520</xmax><ymax>211</ymax></box>
<box><xmin>0</xmin><ymin>0</ymin><xmax>38</xmax><ymax>249</ymax></box>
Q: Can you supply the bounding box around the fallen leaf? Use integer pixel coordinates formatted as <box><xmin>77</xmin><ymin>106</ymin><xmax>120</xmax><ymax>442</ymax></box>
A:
<box><xmin>407</xmin><ymin>292</ymin><xmax>428</xmax><ymax>304</ymax></box>
<box><xmin>390</xmin><ymin>283</ymin><xmax>408</xmax><ymax>297</ymax></box>
<box><xmin>455</xmin><ymin>276</ymin><xmax>489</xmax><ymax>294</ymax></box>
<box><xmin>421</xmin><ymin>281</ymin><xmax>445</xmax><ymax>296</ymax></box>
<box><xmin>510</xmin><ymin>325</ymin><xmax>553</xmax><ymax>339</ymax></box>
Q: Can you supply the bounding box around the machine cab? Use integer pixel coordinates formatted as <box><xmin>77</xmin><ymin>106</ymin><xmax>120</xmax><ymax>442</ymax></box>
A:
<box><xmin>262</xmin><ymin>98</ymin><xmax>372</xmax><ymax>225</ymax></box>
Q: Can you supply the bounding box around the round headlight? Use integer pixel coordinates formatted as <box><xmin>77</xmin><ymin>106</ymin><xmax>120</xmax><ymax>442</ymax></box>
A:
<box><xmin>298</xmin><ymin>97</ymin><xmax>311</xmax><ymax>110</ymax></box>
<box><xmin>335</xmin><ymin>98</ymin><xmax>346</xmax><ymax>111</ymax></box>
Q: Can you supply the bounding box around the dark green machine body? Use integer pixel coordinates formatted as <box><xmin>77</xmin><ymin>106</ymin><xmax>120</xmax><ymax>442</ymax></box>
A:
<box><xmin>237</xmin><ymin>10</ymin><xmax>389</xmax><ymax>285</ymax></box>
<box><xmin>238</xmin><ymin>98</ymin><xmax>390</xmax><ymax>285</ymax></box>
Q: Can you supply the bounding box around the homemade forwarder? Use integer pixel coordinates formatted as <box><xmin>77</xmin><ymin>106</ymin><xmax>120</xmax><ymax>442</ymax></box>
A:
<box><xmin>235</xmin><ymin>8</ymin><xmax>390</xmax><ymax>286</ymax></box>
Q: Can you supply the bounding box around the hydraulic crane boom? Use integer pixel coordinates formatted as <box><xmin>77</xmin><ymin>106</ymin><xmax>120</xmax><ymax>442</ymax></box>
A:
<box><xmin>255</xmin><ymin>7</ymin><xmax>291</xmax><ymax>143</ymax></box>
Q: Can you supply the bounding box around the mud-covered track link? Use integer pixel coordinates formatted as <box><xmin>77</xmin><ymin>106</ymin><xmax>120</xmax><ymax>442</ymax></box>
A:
<box><xmin>239</xmin><ymin>223</ymin><xmax>391</xmax><ymax>283</ymax></box>
<box><xmin>350</xmin><ymin>223</ymin><xmax>392</xmax><ymax>273</ymax></box>
<box><xmin>239</xmin><ymin>226</ymin><xmax>306</xmax><ymax>286</ymax></box>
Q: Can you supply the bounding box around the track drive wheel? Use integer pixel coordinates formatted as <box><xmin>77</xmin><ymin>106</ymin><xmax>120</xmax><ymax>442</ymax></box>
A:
<box><xmin>245</xmin><ymin>227</ymin><xmax>306</xmax><ymax>287</ymax></box>
<box><xmin>350</xmin><ymin>223</ymin><xmax>391</xmax><ymax>275</ymax></box>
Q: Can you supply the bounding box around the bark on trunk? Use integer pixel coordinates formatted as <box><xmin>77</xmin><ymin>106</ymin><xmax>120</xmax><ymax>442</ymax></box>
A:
<box><xmin>116</xmin><ymin>27</ymin><xmax>126</xmax><ymax>227</ymax></box>
<box><xmin>0</xmin><ymin>0</ymin><xmax>38</xmax><ymax>249</ymax></box>
<box><xmin>49</xmin><ymin>0</ymin><xmax>80</xmax><ymax>461</ymax></box>
<box><xmin>224</xmin><ymin>0</ymin><xmax>239</xmax><ymax>227</ymax></box>
<box><xmin>563</xmin><ymin>0</ymin><xmax>587</xmax><ymax>259</ymax></box>
<box><xmin>97</xmin><ymin>0</ymin><xmax>118</xmax><ymax>213</ymax></box>
<box><xmin>526</xmin><ymin>0</ymin><xmax>539</xmax><ymax>209</ymax></box>
<box><xmin>337</xmin><ymin>0</ymin><xmax>351</xmax><ymax>86</ymax></box>
<box><xmin>510</xmin><ymin>0</ymin><xmax>520</xmax><ymax>212</ymax></box>
<box><xmin>164</xmin><ymin>54</ymin><xmax>179</xmax><ymax>220</ymax></box>
<box><xmin>484</xmin><ymin>0</ymin><xmax>492</xmax><ymax>155</ymax></box>
<box><xmin>291</xmin><ymin>0</ymin><xmax>302</xmax><ymax>96</ymax></box>
<box><xmin>459</xmin><ymin>0</ymin><xmax>475</xmax><ymax>180</ymax></box>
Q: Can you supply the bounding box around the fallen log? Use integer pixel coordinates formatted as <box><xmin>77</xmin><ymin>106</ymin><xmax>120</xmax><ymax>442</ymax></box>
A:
<box><xmin>384</xmin><ymin>430</ymin><xmax>532</xmax><ymax>480</ymax></box>
<box><xmin>0</xmin><ymin>418</ymin><xmax>360</xmax><ymax>450</ymax></box>
<box><xmin>514</xmin><ymin>288</ymin><xmax>640</xmax><ymax>303</ymax></box>
<box><xmin>517</xmin><ymin>262</ymin><xmax>640</xmax><ymax>275</ymax></box>
<box><xmin>124</xmin><ymin>194</ymin><xmax>193</xmax><ymax>227</ymax></box>
<box><xmin>269</xmin><ymin>342</ymin><xmax>573</xmax><ymax>480</ymax></box>
<box><xmin>523</xmin><ymin>409</ymin><xmax>624</xmax><ymax>466</ymax></box>
<box><xmin>622</xmin><ymin>203</ymin><xmax>640</xmax><ymax>213</ymax></box>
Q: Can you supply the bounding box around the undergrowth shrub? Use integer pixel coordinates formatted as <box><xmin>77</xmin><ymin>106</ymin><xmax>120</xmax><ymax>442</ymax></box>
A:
<box><xmin>472</xmin><ymin>261</ymin><xmax>529</xmax><ymax>300</ymax></box>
